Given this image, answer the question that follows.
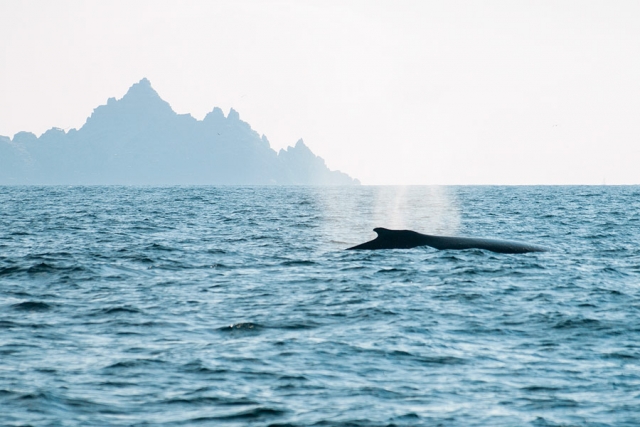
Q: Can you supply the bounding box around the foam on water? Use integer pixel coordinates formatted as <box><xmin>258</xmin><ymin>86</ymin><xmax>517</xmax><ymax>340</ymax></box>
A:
<box><xmin>1</xmin><ymin>186</ymin><xmax>639</xmax><ymax>426</ymax></box>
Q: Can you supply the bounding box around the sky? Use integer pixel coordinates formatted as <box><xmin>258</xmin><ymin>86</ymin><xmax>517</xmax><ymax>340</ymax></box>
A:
<box><xmin>1</xmin><ymin>0</ymin><xmax>639</xmax><ymax>184</ymax></box>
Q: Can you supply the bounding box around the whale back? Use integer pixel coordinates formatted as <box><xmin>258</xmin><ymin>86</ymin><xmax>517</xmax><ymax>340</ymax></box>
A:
<box><xmin>348</xmin><ymin>227</ymin><xmax>431</xmax><ymax>250</ymax></box>
<box><xmin>347</xmin><ymin>228</ymin><xmax>547</xmax><ymax>253</ymax></box>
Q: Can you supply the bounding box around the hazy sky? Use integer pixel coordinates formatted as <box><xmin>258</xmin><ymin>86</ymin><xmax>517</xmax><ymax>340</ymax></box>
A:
<box><xmin>1</xmin><ymin>0</ymin><xmax>639</xmax><ymax>184</ymax></box>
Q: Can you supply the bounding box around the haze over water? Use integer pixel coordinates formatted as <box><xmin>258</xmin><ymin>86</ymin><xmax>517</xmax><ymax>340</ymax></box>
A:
<box><xmin>1</xmin><ymin>186</ymin><xmax>639</xmax><ymax>426</ymax></box>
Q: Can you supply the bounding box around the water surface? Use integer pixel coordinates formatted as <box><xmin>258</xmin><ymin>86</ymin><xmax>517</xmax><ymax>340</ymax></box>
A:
<box><xmin>1</xmin><ymin>186</ymin><xmax>639</xmax><ymax>426</ymax></box>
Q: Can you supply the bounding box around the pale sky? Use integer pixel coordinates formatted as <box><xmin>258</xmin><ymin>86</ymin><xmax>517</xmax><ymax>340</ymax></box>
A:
<box><xmin>1</xmin><ymin>0</ymin><xmax>639</xmax><ymax>184</ymax></box>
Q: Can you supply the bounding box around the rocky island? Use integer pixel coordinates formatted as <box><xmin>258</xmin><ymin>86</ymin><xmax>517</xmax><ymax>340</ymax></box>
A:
<box><xmin>0</xmin><ymin>79</ymin><xmax>359</xmax><ymax>185</ymax></box>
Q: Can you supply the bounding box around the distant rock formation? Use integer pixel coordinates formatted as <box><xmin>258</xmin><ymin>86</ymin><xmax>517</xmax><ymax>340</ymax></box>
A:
<box><xmin>0</xmin><ymin>78</ymin><xmax>359</xmax><ymax>185</ymax></box>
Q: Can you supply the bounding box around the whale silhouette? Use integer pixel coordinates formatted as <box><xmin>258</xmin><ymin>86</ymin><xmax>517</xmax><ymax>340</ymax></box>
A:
<box><xmin>347</xmin><ymin>228</ymin><xmax>548</xmax><ymax>254</ymax></box>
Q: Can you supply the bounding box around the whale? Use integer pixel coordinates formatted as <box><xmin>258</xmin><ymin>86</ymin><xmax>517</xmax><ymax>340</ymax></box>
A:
<box><xmin>347</xmin><ymin>228</ymin><xmax>548</xmax><ymax>254</ymax></box>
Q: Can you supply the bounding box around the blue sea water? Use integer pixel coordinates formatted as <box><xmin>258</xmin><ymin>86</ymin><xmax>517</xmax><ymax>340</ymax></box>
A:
<box><xmin>1</xmin><ymin>185</ymin><xmax>639</xmax><ymax>426</ymax></box>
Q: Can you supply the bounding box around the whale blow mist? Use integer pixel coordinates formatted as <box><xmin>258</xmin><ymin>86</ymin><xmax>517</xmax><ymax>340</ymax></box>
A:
<box><xmin>313</xmin><ymin>186</ymin><xmax>461</xmax><ymax>251</ymax></box>
<box><xmin>371</xmin><ymin>186</ymin><xmax>461</xmax><ymax>235</ymax></box>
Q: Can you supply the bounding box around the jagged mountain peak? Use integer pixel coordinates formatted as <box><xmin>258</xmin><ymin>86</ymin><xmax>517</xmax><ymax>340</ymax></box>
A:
<box><xmin>119</xmin><ymin>78</ymin><xmax>171</xmax><ymax>110</ymax></box>
<box><xmin>124</xmin><ymin>78</ymin><xmax>155</xmax><ymax>96</ymax></box>
<box><xmin>294</xmin><ymin>138</ymin><xmax>310</xmax><ymax>150</ymax></box>
<box><xmin>83</xmin><ymin>78</ymin><xmax>174</xmax><ymax>129</ymax></box>
<box><xmin>204</xmin><ymin>107</ymin><xmax>225</xmax><ymax>121</ymax></box>
<box><xmin>227</xmin><ymin>108</ymin><xmax>240</xmax><ymax>121</ymax></box>
<box><xmin>279</xmin><ymin>139</ymin><xmax>314</xmax><ymax>157</ymax></box>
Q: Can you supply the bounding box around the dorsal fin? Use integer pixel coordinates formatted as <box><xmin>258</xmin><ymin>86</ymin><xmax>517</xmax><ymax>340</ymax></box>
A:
<box><xmin>373</xmin><ymin>227</ymin><xmax>393</xmax><ymax>237</ymax></box>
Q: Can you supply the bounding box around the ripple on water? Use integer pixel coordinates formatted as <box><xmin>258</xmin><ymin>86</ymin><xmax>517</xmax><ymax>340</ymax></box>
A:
<box><xmin>11</xmin><ymin>301</ymin><xmax>52</xmax><ymax>312</ymax></box>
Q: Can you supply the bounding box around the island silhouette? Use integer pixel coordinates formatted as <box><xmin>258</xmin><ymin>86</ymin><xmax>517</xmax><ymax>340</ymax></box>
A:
<box><xmin>0</xmin><ymin>78</ymin><xmax>359</xmax><ymax>185</ymax></box>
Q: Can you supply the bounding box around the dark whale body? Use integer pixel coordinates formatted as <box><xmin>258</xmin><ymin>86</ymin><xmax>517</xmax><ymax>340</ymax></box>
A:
<box><xmin>347</xmin><ymin>228</ymin><xmax>548</xmax><ymax>254</ymax></box>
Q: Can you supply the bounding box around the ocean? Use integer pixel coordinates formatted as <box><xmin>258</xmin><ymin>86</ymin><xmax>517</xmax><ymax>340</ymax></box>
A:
<box><xmin>1</xmin><ymin>185</ymin><xmax>639</xmax><ymax>426</ymax></box>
